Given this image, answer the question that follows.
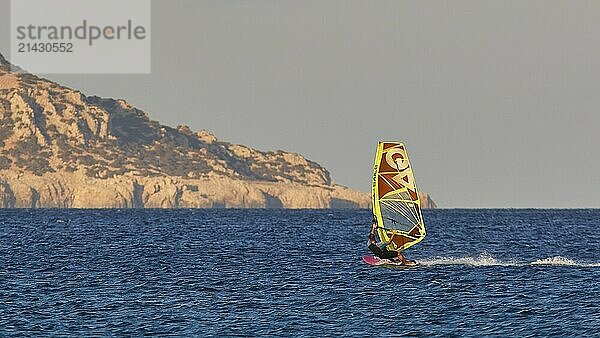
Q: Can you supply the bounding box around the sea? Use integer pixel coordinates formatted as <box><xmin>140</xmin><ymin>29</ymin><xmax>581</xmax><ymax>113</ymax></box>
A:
<box><xmin>1</xmin><ymin>209</ymin><xmax>599</xmax><ymax>336</ymax></box>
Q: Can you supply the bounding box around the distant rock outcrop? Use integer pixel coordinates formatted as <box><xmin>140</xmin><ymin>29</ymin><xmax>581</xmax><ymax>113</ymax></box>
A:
<box><xmin>0</xmin><ymin>53</ymin><xmax>435</xmax><ymax>209</ymax></box>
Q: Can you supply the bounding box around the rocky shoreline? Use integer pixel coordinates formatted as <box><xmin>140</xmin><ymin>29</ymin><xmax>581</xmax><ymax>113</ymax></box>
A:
<box><xmin>0</xmin><ymin>171</ymin><xmax>372</xmax><ymax>209</ymax></box>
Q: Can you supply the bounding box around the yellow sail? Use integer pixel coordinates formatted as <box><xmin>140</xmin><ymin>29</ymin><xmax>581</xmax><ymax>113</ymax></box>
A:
<box><xmin>372</xmin><ymin>142</ymin><xmax>426</xmax><ymax>252</ymax></box>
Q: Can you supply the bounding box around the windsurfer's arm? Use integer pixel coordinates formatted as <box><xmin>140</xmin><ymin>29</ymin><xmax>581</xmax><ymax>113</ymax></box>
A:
<box><xmin>387</xmin><ymin>230</ymin><xmax>397</xmax><ymax>244</ymax></box>
<box><xmin>375</xmin><ymin>231</ymin><xmax>395</xmax><ymax>249</ymax></box>
<box><xmin>370</xmin><ymin>220</ymin><xmax>379</xmax><ymax>236</ymax></box>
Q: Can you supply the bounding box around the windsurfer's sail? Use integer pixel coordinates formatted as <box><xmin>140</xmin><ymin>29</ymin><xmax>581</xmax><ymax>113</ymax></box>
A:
<box><xmin>372</xmin><ymin>142</ymin><xmax>426</xmax><ymax>252</ymax></box>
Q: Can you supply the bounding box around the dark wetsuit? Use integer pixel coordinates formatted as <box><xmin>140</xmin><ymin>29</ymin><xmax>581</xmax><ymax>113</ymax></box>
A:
<box><xmin>368</xmin><ymin>241</ymin><xmax>398</xmax><ymax>260</ymax></box>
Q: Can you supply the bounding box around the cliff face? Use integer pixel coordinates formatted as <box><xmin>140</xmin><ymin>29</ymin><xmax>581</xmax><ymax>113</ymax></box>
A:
<box><xmin>0</xmin><ymin>172</ymin><xmax>373</xmax><ymax>209</ymax></box>
<box><xmin>0</xmin><ymin>53</ymin><xmax>435</xmax><ymax>209</ymax></box>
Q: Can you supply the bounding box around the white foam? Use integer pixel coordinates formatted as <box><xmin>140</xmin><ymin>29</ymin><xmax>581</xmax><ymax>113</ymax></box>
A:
<box><xmin>418</xmin><ymin>253</ymin><xmax>600</xmax><ymax>268</ymax></box>
<box><xmin>531</xmin><ymin>256</ymin><xmax>577</xmax><ymax>266</ymax></box>
<box><xmin>530</xmin><ymin>256</ymin><xmax>600</xmax><ymax>267</ymax></box>
<box><xmin>420</xmin><ymin>253</ymin><xmax>519</xmax><ymax>267</ymax></box>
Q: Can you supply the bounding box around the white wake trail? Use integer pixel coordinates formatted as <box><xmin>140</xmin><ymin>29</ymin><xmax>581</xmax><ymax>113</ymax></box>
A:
<box><xmin>530</xmin><ymin>256</ymin><xmax>600</xmax><ymax>267</ymax></box>
<box><xmin>419</xmin><ymin>253</ymin><xmax>519</xmax><ymax>267</ymax></box>
<box><xmin>418</xmin><ymin>254</ymin><xmax>600</xmax><ymax>268</ymax></box>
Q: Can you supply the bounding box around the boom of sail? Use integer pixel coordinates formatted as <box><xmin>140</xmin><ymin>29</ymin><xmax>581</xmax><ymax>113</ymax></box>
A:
<box><xmin>372</xmin><ymin>142</ymin><xmax>426</xmax><ymax>252</ymax></box>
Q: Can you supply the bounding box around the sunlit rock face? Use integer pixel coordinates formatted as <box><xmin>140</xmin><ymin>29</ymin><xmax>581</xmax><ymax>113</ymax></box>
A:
<box><xmin>0</xmin><ymin>53</ymin><xmax>435</xmax><ymax>209</ymax></box>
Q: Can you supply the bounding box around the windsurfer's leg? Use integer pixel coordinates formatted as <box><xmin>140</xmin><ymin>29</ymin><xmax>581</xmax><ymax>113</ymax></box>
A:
<box><xmin>397</xmin><ymin>252</ymin><xmax>410</xmax><ymax>264</ymax></box>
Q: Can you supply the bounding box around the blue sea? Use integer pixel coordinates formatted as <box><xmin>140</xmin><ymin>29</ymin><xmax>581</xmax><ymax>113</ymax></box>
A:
<box><xmin>1</xmin><ymin>209</ymin><xmax>599</xmax><ymax>336</ymax></box>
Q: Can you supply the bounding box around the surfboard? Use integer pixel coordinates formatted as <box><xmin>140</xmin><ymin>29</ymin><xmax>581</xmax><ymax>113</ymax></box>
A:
<box><xmin>362</xmin><ymin>255</ymin><xmax>417</xmax><ymax>267</ymax></box>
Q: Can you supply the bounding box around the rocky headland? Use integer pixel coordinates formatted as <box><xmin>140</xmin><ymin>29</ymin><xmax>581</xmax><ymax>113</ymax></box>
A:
<box><xmin>0</xmin><ymin>53</ymin><xmax>436</xmax><ymax>209</ymax></box>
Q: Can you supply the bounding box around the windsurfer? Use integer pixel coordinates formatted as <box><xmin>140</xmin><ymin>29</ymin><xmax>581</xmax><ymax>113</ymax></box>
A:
<box><xmin>368</xmin><ymin>221</ymin><xmax>413</xmax><ymax>265</ymax></box>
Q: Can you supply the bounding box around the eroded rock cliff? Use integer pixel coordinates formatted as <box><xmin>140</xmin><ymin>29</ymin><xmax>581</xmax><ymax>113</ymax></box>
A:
<box><xmin>0</xmin><ymin>53</ymin><xmax>435</xmax><ymax>209</ymax></box>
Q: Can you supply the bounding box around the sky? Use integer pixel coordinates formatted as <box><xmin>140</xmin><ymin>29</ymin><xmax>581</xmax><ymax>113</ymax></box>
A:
<box><xmin>1</xmin><ymin>0</ymin><xmax>599</xmax><ymax>208</ymax></box>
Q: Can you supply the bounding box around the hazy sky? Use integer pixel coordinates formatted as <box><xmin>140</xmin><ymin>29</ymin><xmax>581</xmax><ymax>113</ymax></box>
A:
<box><xmin>1</xmin><ymin>0</ymin><xmax>600</xmax><ymax>208</ymax></box>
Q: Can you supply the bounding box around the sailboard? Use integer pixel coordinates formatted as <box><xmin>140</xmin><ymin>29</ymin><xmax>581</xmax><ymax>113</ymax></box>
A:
<box><xmin>362</xmin><ymin>255</ymin><xmax>416</xmax><ymax>267</ymax></box>
<box><xmin>372</xmin><ymin>142</ymin><xmax>426</xmax><ymax>253</ymax></box>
